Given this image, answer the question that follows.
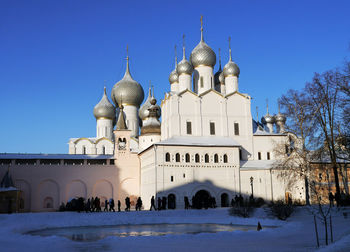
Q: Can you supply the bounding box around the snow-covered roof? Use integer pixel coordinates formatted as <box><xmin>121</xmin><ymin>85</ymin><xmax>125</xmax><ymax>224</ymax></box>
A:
<box><xmin>155</xmin><ymin>136</ymin><xmax>240</xmax><ymax>147</ymax></box>
<box><xmin>0</xmin><ymin>153</ymin><xmax>114</xmax><ymax>160</ymax></box>
<box><xmin>240</xmin><ymin>160</ymin><xmax>276</xmax><ymax>170</ymax></box>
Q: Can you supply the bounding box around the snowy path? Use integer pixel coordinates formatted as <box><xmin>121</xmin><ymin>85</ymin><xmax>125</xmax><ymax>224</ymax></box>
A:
<box><xmin>0</xmin><ymin>207</ymin><xmax>349</xmax><ymax>252</ymax></box>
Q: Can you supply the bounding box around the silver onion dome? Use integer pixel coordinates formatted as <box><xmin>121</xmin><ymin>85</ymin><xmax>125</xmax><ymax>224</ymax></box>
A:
<box><xmin>169</xmin><ymin>69</ymin><xmax>179</xmax><ymax>84</ymax></box>
<box><xmin>275</xmin><ymin>112</ymin><xmax>286</xmax><ymax>123</ymax></box>
<box><xmin>111</xmin><ymin>56</ymin><xmax>144</xmax><ymax>108</ymax></box>
<box><xmin>176</xmin><ymin>44</ymin><xmax>193</xmax><ymax>76</ymax></box>
<box><xmin>93</xmin><ymin>87</ymin><xmax>116</xmax><ymax>119</ymax></box>
<box><xmin>190</xmin><ymin>18</ymin><xmax>216</xmax><ymax>68</ymax></box>
<box><xmin>223</xmin><ymin>61</ymin><xmax>240</xmax><ymax>77</ymax></box>
<box><xmin>190</xmin><ymin>41</ymin><xmax>216</xmax><ymax>68</ymax></box>
<box><xmin>223</xmin><ymin>38</ymin><xmax>240</xmax><ymax>77</ymax></box>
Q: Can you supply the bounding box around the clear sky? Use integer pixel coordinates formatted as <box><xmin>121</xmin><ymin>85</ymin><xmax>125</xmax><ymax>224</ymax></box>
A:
<box><xmin>0</xmin><ymin>0</ymin><xmax>349</xmax><ymax>154</ymax></box>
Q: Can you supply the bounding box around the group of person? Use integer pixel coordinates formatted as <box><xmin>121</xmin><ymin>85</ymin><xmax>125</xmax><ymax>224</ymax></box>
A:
<box><xmin>149</xmin><ymin>196</ymin><xmax>174</xmax><ymax>210</ymax></box>
<box><xmin>231</xmin><ymin>194</ymin><xmax>245</xmax><ymax>207</ymax></box>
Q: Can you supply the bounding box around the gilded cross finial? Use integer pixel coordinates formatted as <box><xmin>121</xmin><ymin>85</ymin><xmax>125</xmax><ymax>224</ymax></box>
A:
<box><xmin>182</xmin><ymin>34</ymin><xmax>186</xmax><ymax>59</ymax></box>
<box><xmin>266</xmin><ymin>99</ymin><xmax>269</xmax><ymax>114</ymax></box>
<box><xmin>174</xmin><ymin>45</ymin><xmax>177</xmax><ymax>67</ymax></box>
<box><xmin>228</xmin><ymin>36</ymin><xmax>232</xmax><ymax>61</ymax></box>
<box><xmin>200</xmin><ymin>16</ymin><xmax>204</xmax><ymax>41</ymax></box>
<box><xmin>256</xmin><ymin>106</ymin><xmax>259</xmax><ymax>122</ymax></box>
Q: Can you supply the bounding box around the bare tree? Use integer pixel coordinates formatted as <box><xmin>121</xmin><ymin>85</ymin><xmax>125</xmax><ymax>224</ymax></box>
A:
<box><xmin>305</xmin><ymin>69</ymin><xmax>349</xmax><ymax>203</ymax></box>
<box><xmin>275</xmin><ymin>89</ymin><xmax>318</xmax><ymax>204</ymax></box>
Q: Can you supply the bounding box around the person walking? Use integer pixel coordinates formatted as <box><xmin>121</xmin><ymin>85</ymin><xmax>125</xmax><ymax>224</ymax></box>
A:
<box><xmin>136</xmin><ymin>197</ymin><xmax>142</xmax><ymax>211</ymax></box>
<box><xmin>103</xmin><ymin>199</ymin><xmax>108</xmax><ymax>211</ymax></box>
<box><xmin>109</xmin><ymin>198</ymin><xmax>115</xmax><ymax>212</ymax></box>
<box><xmin>117</xmin><ymin>200</ymin><xmax>121</xmax><ymax>212</ymax></box>
<box><xmin>150</xmin><ymin>196</ymin><xmax>156</xmax><ymax>211</ymax></box>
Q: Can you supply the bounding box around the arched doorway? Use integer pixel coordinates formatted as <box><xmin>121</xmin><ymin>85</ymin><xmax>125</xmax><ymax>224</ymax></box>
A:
<box><xmin>221</xmin><ymin>193</ymin><xmax>229</xmax><ymax>207</ymax></box>
<box><xmin>168</xmin><ymin>194</ymin><xmax>176</xmax><ymax>209</ymax></box>
<box><xmin>193</xmin><ymin>190</ymin><xmax>211</xmax><ymax>209</ymax></box>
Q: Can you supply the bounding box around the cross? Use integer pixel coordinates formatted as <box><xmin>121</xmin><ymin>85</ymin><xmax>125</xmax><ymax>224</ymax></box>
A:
<box><xmin>183</xmin><ymin>34</ymin><xmax>185</xmax><ymax>48</ymax></box>
<box><xmin>200</xmin><ymin>16</ymin><xmax>203</xmax><ymax>29</ymax></box>
<box><xmin>228</xmin><ymin>36</ymin><xmax>231</xmax><ymax>50</ymax></box>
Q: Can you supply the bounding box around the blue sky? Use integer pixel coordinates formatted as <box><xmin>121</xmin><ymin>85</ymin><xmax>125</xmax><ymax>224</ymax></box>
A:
<box><xmin>0</xmin><ymin>0</ymin><xmax>349</xmax><ymax>154</ymax></box>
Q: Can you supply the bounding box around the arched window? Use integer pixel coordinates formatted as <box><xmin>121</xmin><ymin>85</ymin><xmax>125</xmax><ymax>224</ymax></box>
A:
<box><xmin>82</xmin><ymin>146</ymin><xmax>86</xmax><ymax>155</ymax></box>
<box><xmin>43</xmin><ymin>197</ymin><xmax>53</xmax><ymax>209</ymax></box>
<box><xmin>195</xmin><ymin>154</ymin><xmax>200</xmax><ymax>163</ymax></box>
<box><xmin>200</xmin><ymin>76</ymin><xmax>204</xmax><ymax>88</ymax></box>
<box><xmin>223</xmin><ymin>154</ymin><xmax>228</xmax><ymax>163</ymax></box>
<box><xmin>185</xmin><ymin>153</ymin><xmax>190</xmax><ymax>163</ymax></box>
<box><xmin>102</xmin><ymin>146</ymin><xmax>106</xmax><ymax>155</ymax></box>
<box><xmin>176</xmin><ymin>153</ymin><xmax>180</xmax><ymax>162</ymax></box>
<box><xmin>205</xmin><ymin>154</ymin><xmax>209</xmax><ymax>163</ymax></box>
<box><xmin>214</xmin><ymin>154</ymin><xmax>218</xmax><ymax>163</ymax></box>
<box><xmin>165</xmin><ymin>153</ymin><xmax>170</xmax><ymax>162</ymax></box>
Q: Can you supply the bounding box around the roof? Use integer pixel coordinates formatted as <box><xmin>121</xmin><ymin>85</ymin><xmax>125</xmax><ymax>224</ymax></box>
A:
<box><xmin>0</xmin><ymin>153</ymin><xmax>114</xmax><ymax>160</ymax></box>
<box><xmin>240</xmin><ymin>160</ymin><xmax>276</xmax><ymax>170</ymax></box>
<box><xmin>155</xmin><ymin>136</ymin><xmax>240</xmax><ymax>147</ymax></box>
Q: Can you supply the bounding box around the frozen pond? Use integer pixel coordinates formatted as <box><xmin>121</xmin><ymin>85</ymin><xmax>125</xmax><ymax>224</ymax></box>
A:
<box><xmin>27</xmin><ymin>223</ymin><xmax>269</xmax><ymax>241</ymax></box>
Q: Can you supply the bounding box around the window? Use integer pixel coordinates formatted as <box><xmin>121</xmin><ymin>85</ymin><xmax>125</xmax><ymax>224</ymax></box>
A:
<box><xmin>186</xmin><ymin>121</ymin><xmax>192</xmax><ymax>135</ymax></box>
<box><xmin>205</xmin><ymin>154</ymin><xmax>209</xmax><ymax>163</ymax></box>
<box><xmin>195</xmin><ymin>154</ymin><xmax>200</xmax><ymax>163</ymax></box>
<box><xmin>214</xmin><ymin>154</ymin><xmax>218</xmax><ymax>163</ymax></box>
<box><xmin>82</xmin><ymin>146</ymin><xmax>86</xmax><ymax>155</ymax></box>
<box><xmin>171</xmin><ymin>176</ymin><xmax>174</xmax><ymax>182</ymax></box>
<box><xmin>211</xmin><ymin>77</ymin><xmax>213</xmax><ymax>87</ymax></box>
<box><xmin>183</xmin><ymin>173</ymin><xmax>186</xmax><ymax>178</ymax></box>
<box><xmin>258</xmin><ymin>152</ymin><xmax>261</xmax><ymax>160</ymax></box>
<box><xmin>210</xmin><ymin>122</ymin><xmax>215</xmax><ymax>135</ymax></box>
<box><xmin>267</xmin><ymin>152</ymin><xmax>270</xmax><ymax>160</ymax></box>
<box><xmin>239</xmin><ymin>149</ymin><xmax>242</xmax><ymax>160</ymax></box>
<box><xmin>175</xmin><ymin>153</ymin><xmax>180</xmax><ymax>162</ymax></box>
<box><xmin>165</xmin><ymin>153</ymin><xmax>170</xmax><ymax>162</ymax></box>
<box><xmin>223</xmin><ymin>154</ymin><xmax>228</xmax><ymax>163</ymax></box>
<box><xmin>185</xmin><ymin>153</ymin><xmax>190</xmax><ymax>163</ymax></box>
<box><xmin>200</xmin><ymin>76</ymin><xmax>204</xmax><ymax>88</ymax></box>
<box><xmin>234</xmin><ymin>123</ymin><xmax>239</xmax><ymax>135</ymax></box>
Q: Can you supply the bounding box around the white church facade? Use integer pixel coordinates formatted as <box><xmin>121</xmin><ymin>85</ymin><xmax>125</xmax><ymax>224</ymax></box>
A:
<box><xmin>0</xmin><ymin>20</ymin><xmax>306</xmax><ymax>212</ymax></box>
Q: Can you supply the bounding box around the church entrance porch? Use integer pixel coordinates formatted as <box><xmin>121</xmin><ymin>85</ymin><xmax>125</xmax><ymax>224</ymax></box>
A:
<box><xmin>193</xmin><ymin>190</ymin><xmax>211</xmax><ymax>209</ymax></box>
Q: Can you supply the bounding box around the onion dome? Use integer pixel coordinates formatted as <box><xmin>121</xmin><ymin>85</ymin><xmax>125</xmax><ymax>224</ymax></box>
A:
<box><xmin>190</xmin><ymin>17</ymin><xmax>216</xmax><ymax>68</ymax></box>
<box><xmin>214</xmin><ymin>48</ymin><xmax>223</xmax><ymax>85</ymax></box>
<box><xmin>141</xmin><ymin>97</ymin><xmax>161</xmax><ymax>135</ymax></box>
<box><xmin>139</xmin><ymin>87</ymin><xmax>161</xmax><ymax>120</ymax></box>
<box><xmin>111</xmin><ymin>52</ymin><xmax>144</xmax><ymax>108</ymax></box>
<box><xmin>261</xmin><ymin>101</ymin><xmax>275</xmax><ymax>124</ymax></box>
<box><xmin>275</xmin><ymin>112</ymin><xmax>286</xmax><ymax>124</ymax></box>
<box><xmin>176</xmin><ymin>37</ymin><xmax>193</xmax><ymax>76</ymax></box>
<box><xmin>93</xmin><ymin>87</ymin><xmax>116</xmax><ymax>120</ymax></box>
<box><xmin>223</xmin><ymin>37</ymin><xmax>240</xmax><ymax>77</ymax></box>
<box><xmin>169</xmin><ymin>46</ymin><xmax>179</xmax><ymax>84</ymax></box>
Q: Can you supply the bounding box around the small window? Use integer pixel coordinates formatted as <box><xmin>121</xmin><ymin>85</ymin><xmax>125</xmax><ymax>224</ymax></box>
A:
<box><xmin>214</xmin><ymin>154</ymin><xmax>218</xmax><ymax>163</ymax></box>
<box><xmin>171</xmin><ymin>176</ymin><xmax>174</xmax><ymax>182</ymax></box>
<box><xmin>185</xmin><ymin>153</ymin><xmax>190</xmax><ymax>163</ymax></box>
<box><xmin>102</xmin><ymin>146</ymin><xmax>106</xmax><ymax>155</ymax></box>
<box><xmin>210</xmin><ymin>122</ymin><xmax>215</xmax><ymax>135</ymax></box>
<box><xmin>258</xmin><ymin>152</ymin><xmax>261</xmax><ymax>160</ymax></box>
<box><xmin>211</xmin><ymin>77</ymin><xmax>213</xmax><ymax>87</ymax></box>
<box><xmin>200</xmin><ymin>76</ymin><xmax>204</xmax><ymax>88</ymax></box>
<box><xmin>183</xmin><ymin>173</ymin><xmax>186</xmax><ymax>178</ymax></box>
<box><xmin>205</xmin><ymin>154</ymin><xmax>209</xmax><ymax>163</ymax></box>
<box><xmin>267</xmin><ymin>152</ymin><xmax>270</xmax><ymax>160</ymax></box>
<box><xmin>186</xmin><ymin>121</ymin><xmax>192</xmax><ymax>135</ymax></box>
<box><xmin>239</xmin><ymin>149</ymin><xmax>242</xmax><ymax>160</ymax></box>
<box><xmin>195</xmin><ymin>154</ymin><xmax>200</xmax><ymax>163</ymax></box>
<box><xmin>176</xmin><ymin>153</ymin><xmax>180</xmax><ymax>162</ymax></box>
<box><xmin>223</xmin><ymin>154</ymin><xmax>228</xmax><ymax>163</ymax></box>
<box><xmin>234</xmin><ymin>123</ymin><xmax>239</xmax><ymax>136</ymax></box>
<box><xmin>82</xmin><ymin>146</ymin><xmax>86</xmax><ymax>155</ymax></box>
<box><xmin>165</xmin><ymin>153</ymin><xmax>170</xmax><ymax>162</ymax></box>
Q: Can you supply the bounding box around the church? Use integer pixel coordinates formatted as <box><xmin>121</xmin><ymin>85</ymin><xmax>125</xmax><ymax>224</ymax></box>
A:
<box><xmin>0</xmin><ymin>19</ymin><xmax>306</xmax><ymax>212</ymax></box>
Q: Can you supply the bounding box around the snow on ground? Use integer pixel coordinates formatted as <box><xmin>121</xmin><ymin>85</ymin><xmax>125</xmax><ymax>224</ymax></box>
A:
<box><xmin>0</xmin><ymin>207</ymin><xmax>349</xmax><ymax>252</ymax></box>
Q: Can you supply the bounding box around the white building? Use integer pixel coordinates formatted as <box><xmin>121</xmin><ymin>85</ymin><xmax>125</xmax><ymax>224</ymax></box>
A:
<box><xmin>0</xmin><ymin>19</ymin><xmax>305</xmax><ymax>212</ymax></box>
